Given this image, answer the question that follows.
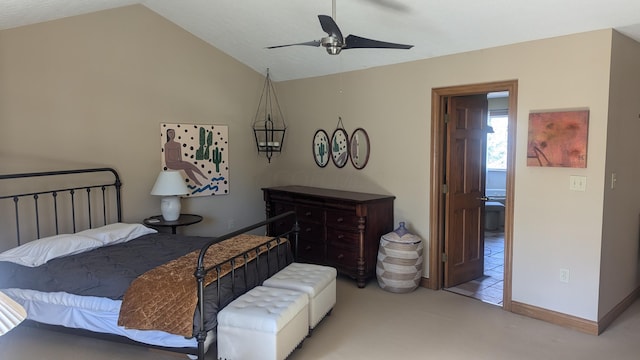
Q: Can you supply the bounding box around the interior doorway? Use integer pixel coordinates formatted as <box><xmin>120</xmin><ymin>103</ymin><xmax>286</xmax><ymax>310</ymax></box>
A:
<box><xmin>428</xmin><ymin>80</ymin><xmax>517</xmax><ymax>311</ymax></box>
<box><xmin>445</xmin><ymin>95</ymin><xmax>508</xmax><ymax>305</ymax></box>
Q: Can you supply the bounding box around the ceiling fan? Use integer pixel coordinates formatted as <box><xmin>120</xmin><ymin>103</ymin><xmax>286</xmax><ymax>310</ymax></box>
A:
<box><xmin>267</xmin><ymin>2</ymin><xmax>413</xmax><ymax>55</ymax></box>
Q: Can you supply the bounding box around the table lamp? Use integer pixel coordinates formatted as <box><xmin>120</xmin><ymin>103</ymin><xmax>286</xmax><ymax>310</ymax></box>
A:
<box><xmin>150</xmin><ymin>170</ymin><xmax>190</xmax><ymax>221</ymax></box>
<box><xmin>0</xmin><ymin>291</ymin><xmax>26</xmax><ymax>336</ymax></box>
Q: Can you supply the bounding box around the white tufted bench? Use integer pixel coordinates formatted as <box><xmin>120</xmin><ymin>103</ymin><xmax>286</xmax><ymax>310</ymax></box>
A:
<box><xmin>263</xmin><ymin>262</ymin><xmax>337</xmax><ymax>332</ymax></box>
<box><xmin>217</xmin><ymin>286</ymin><xmax>308</xmax><ymax>360</ymax></box>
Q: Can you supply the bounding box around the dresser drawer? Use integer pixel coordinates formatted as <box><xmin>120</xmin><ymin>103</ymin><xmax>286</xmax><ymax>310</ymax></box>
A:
<box><xmin>327</xmin><ymin>228</ymin><xmax>359</xmax><ymax>249</ymax></box>
<box><xmin>297</xmin><ymin>221</ymin><xmax>323</xmax><ymax>242</ymax></box>
<box><xmin>296</xmin><ymin>205</ymin><xmax>324</xmax><ymax>223</ymax></box>
<box><xmin>327</xmin><ymin>246</ymin><xmax>358</xmax><ymax>271</ymax></box>
<box><xmin>272</xmin><ymin>210</ymin><xmax>294</xmax><ymax>232</ymax></box>
<box><xmin>296</xmin><ymin>238</ymin><xmax>325</xmax><ymax>264</ymax></box>
<box><xmin>272</xmin><ymin>202</ymin><xmax>295</xmax><ymax>215</ymax></box>
<box><xmin>268</xmin><ymin>202</ymin><xmax>294</xmax><ymax>236</ymax></box>
<box><xmin>272</xmin><ymin>219</ymin><xmax>295</xmax><ymax>237</ymax></box>
<box><xmin>326</xmin><ymin>211</ymin><xmax>360</xmax><ymax>229</ymax></box>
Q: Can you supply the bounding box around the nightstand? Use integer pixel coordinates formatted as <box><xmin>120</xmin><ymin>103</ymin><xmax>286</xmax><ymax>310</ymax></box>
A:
<box><xmin>143</xmin><ymin>214</ymin><xmax>203</xmax><ymax>234</ymax></box>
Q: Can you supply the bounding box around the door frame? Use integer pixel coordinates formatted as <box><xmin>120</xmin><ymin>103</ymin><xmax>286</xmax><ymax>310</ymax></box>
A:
<box><xmin>428</xmin><ymin>80</ymin><xmax>518</xmax><ymax>311</ymax></box>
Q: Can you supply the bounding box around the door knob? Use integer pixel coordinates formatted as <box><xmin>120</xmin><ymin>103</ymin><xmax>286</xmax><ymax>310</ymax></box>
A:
<box><xmin>478</xmin><ymin>196</ymin><xmax>490</xmax><ymax>201</ymax></box>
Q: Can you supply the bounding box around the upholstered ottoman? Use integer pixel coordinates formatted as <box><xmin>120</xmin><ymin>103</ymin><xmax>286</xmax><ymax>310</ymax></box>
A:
<box><xmin>217</xmin><ymin>286</ymin><xmax>309</xmax><ymax>360</ymax></box>
<box><xmin>485</xmin><ymin>201</ymin><xmax>505</xmax><ymax>230</ymax></box>
<box><xmin>263</xmin><ymin>262</ymin><xmax>337</xmax><ymax>331</ymax></box>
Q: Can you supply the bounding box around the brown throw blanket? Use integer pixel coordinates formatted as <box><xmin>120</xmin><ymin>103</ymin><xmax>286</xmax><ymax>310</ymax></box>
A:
<box><xmin>117</xmin><ymin>234</ymin><xmax>285</xmax><ymax>337</ymax></box>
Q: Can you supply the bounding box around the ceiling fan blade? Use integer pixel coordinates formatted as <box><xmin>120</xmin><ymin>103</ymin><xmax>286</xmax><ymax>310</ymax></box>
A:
<box><xmin>344</xmin><ymin>34</ymin><xmax>413</xmax><ymax>50</ymax></box>
<box><xmin>318</xmin><ymin>15</ymin><xmax>344</xmax><ymax>43</ymax></box>
<box><xmin>266</xmin><ymin>40</ymin><xmax>321</xmax><ymax>49</ymax></box>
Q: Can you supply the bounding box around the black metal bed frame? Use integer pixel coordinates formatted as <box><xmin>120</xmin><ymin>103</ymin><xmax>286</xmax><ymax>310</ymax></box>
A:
<box><xmin>194</xmin><ymin>211</ymin><xmax>298</xmax><ymax>359</ymax></box>
<box><xmin>0</xmin><ymin>168</ymin><xmax>299</xmax><ymax>360</ymax></box>
<box><xmin>0</xmin><ymin>168</ymin><xmax>122</xmax><ymax>245</ymax></box>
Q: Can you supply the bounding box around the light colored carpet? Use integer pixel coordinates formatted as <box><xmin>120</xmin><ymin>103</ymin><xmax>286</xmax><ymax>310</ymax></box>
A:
<box><xmin>2</xmin><ymin>276</ymin><xmax>639</xmax><ymax>359</ymax></box>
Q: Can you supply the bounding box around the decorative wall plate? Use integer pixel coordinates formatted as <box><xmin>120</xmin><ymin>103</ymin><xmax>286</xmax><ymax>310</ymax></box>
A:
<box><xmin>313</xmin><ymin>129</ymin><xmax>330</xmax><ymax>167</ymax></box>
<box><xmin>331</xmin><ymin>128</ymin><xmax>350</xmax><ymax>168</ymax></box>
<box><xmin>349</xmin><ymin>128</ymin><xmax>370</xmax><ymax>169</ymax></box>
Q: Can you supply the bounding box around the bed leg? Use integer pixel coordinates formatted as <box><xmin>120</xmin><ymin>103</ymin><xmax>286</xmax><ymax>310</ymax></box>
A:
<box><xmin>196</xmin><ymin>331</ymin><xmax>206</xmax><ymax>360</ymax></box>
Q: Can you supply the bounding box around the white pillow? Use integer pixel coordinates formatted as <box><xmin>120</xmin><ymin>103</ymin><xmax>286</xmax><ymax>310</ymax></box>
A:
<box><xmin>76</xmin><ymin>222</ymin><xmax>157</xmax><ymax>246</ymax></box>
<box><xmin>0</xmin><ymin>234</ymin><xmax>103</xmax><ymax>267</ymax></box>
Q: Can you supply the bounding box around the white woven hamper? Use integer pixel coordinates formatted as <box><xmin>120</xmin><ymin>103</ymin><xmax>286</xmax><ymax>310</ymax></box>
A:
<box><xmin>217</xmin><ymin>286</ymin><xmax>308</xmax><ymax>360</ymax></box>
<box><xmin>376</xmin><ymin>222</ymin><xmax>423</xmax><ymax>293</ymax></box>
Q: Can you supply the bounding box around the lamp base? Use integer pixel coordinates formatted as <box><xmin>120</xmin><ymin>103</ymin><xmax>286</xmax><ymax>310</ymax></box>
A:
<box><xmin>160</xmin><ymin>196</ymin><xmax>181</xmax><ymax>221</ymax></box>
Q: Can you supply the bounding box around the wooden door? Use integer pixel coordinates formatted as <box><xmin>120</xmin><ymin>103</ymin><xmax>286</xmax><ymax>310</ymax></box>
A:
<box><xmin>443</xmin><ymin>94</ymin><xmax>488</xmax><ymax>288</ymax></box>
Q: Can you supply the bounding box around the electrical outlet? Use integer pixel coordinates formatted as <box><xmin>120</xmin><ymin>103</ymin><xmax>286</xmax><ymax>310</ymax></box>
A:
<box><xmin>560</xmin><ymin>268</ymin><xmax>570</xmax><ymax>283</ymax></box>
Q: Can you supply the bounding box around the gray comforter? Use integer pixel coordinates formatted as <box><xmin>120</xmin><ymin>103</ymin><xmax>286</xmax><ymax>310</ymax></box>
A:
<box><xmin>0</xmin><ymin>232</ymin><xmax>293</xmax><ymax>334</ymax></box>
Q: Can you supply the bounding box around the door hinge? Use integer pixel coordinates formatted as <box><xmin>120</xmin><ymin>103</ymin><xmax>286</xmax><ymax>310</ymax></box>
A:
<box><xmin>442</xmin><ymin>253</ymin><xmax>448</xmax><ymax>262</ymax></box>
<box><xmin>442</xmin><ymin>184</ymin><xmax>448</xmax><ymax>194</ymax></box>
<box><xmin>444</xmin><ymin>113</ymin><xmax>449</xmax><ymax>124</ymax></box>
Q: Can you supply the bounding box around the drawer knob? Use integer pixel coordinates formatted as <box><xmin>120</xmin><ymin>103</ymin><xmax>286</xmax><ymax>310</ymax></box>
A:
<box><xmin>337</xmin><ymin>234</ymin><xmax>344</xmax><ymax>239</ymax></box>
<box><xmin>305</xmin><ymin>245</ymin><xmax>312</xmax><ymax>251</ymax></box>
<box><xmin>337</xmin><ymin>217</ymin><xmax>344</xmax><ymax>222</ymax></box>
<box><xmin>305</xmin><ymin>227</ymin><xmax>312</xmax><ymax>233</ymax></box>
<box><xmin>337</xmin><ymin>253</ymin><xmax>344</xmax><ymax>260</ymax></box>
<box><xmin>305</xmin><ymin>211</ymin><xmax>312</xmax><ymax>217</ymax></box>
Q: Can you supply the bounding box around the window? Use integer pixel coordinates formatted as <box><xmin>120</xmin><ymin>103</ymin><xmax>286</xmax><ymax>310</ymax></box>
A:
<box><xmin>486</xmin><ymin>110</ymin><xmax>508</xmax><ymax>169</ymax></box>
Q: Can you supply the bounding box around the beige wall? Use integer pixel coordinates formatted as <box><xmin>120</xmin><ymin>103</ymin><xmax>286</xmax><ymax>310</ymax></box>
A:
<box><xmin>599</xmin><ymin>30</ymin><xmax>640</xmax><ymax>320</ymax></box>
<box><xmin>0</xmin><ymin>5</ymin><xmax>271</xmax><ymax>240</ymax></box>
<box><xmin>2</xmin><ymin>5</ymin><xmax>638</xmax><ymax>323</ymax></box>
<box><xmin>274</xmin><ymin>30</ymin><xmax>615</xmax><ymax>321</ymax></box>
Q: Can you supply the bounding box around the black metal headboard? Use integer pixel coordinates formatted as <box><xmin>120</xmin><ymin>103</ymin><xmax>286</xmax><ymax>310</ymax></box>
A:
<box><xmin>0</xmin><ymin>168</ymin><xmax>122</xmax><ymax>246</ymax></box>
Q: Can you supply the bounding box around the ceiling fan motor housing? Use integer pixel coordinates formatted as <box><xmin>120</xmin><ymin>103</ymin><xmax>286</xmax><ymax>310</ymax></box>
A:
<box><xmin>322</xmin><ymin>36</ymin><xmax>343</xmax><ymax>55</ymax></box>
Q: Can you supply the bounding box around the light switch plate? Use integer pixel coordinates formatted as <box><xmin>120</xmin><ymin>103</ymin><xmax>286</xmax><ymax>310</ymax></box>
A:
<box><xmin>569</xmin><ymin>176</ymin><xmax>586</xmax><ymax>191</ymax></box>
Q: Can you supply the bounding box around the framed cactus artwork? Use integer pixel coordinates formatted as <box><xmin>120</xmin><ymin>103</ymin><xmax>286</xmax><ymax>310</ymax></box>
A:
<box><xmin>330</xmin><ymin>128</ymin><xmax>350</xmax><ymax>168</ymax></box>
<box><xmin>159</xmin><ymin>123</ymin><xmax>229</xmax><ymax>197</ymax></box>
<box><xmin>313</xmin><ymin>129</ymin><xmax>330</xmax><ymax>167</ymax></box>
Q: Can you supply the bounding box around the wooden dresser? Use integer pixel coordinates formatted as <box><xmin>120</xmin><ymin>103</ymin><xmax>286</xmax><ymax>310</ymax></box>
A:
<box><xmin>263</xmin><ymin>186</ymin><xmax>395</xmax><ymax>287</ymax></box>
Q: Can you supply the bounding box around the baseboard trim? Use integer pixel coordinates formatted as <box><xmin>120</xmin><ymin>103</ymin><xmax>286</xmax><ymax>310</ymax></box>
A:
<box><xmin>512</xmin><ymin>286</ymin><xmax>640</xmax><ymax>335</ymax></box>
<box><xmin>424</xmin><ymin>278</ymin><xmax>639</xmax><ymax>335</ymax></box>
<box><xmin>597</xmin><ymin>286</ymin><xmax>640</xmax><ymax>334</ymax></box>
<box><xmin>420</xmin><ymin>277</ymin><xmax>433</xmax><ymax>289</ymax></box>
<box><xmin>511</xmin><ymin>301</ymin><xmax>598</xmax><ymax>335</ymax></box>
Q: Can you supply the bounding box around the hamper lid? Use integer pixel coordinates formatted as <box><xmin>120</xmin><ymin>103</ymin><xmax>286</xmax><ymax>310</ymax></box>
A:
<box><xmin>381</xmin><ymin>222</ymin><xmax>421</xmax><ymax>244</ymax></box>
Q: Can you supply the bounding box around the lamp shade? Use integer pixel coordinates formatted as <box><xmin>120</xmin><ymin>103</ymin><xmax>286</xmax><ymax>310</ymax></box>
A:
<box><xmin>0</xmin><ymin>291</ymin><xmax>26</xmax><ymax>336</ymax></box>
<box><xmin>150</xmin><ymin>170</ymin><xmax>189</xmax><ymax>196</ymax></box>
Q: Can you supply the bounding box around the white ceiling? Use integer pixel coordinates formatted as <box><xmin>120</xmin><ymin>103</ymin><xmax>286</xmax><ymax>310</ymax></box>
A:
<box><xmin>2</xmin><ymin>0</ymin><xmax>640</xmax><ymax>81</ymax></box>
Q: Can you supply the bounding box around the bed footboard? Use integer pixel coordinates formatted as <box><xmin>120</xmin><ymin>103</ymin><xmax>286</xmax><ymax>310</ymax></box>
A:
<box><xmin>194</xmin><ymin>210</ymin><xmax>298</xmax><ymax>360</ymax></box>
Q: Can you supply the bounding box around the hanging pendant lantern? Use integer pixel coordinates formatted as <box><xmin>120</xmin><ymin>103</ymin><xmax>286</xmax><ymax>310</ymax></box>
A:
<box><xmin>253</xmin><ymin>69</ymin><xmax>286</xmax><ymax>163</ymax></box>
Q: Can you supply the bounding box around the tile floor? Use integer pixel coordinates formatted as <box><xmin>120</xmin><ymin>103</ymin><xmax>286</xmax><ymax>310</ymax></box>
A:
<box><xmin>445</xmin><ymin>230</ymin><xmax>505</xmax><ymax>306</ymax></box>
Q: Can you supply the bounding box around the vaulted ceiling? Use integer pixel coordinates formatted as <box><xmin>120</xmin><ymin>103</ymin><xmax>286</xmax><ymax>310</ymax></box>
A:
<box><xmin>2</xmin><ymin>0</ymin><xmax>640</xmax><ymax>81</ymax></box>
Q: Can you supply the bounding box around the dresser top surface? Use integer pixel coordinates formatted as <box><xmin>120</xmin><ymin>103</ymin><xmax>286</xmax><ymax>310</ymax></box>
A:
<box><xmin>263</xmin><ymin>185</ymin><xmax>395</xmax><ymax>203</ymax></box>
